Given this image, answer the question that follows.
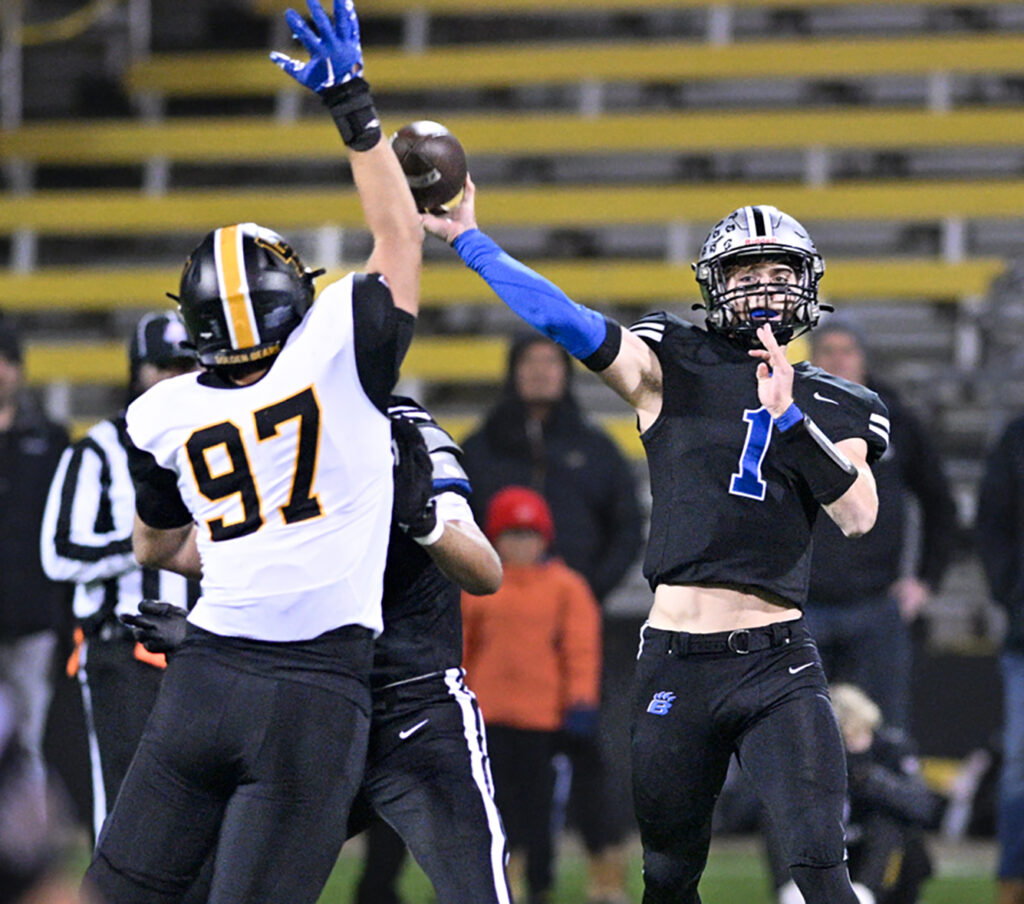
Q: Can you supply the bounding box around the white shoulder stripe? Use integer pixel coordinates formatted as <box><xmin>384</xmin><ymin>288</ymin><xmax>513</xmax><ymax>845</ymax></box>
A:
<box><xmin>626</xmin><ymin>319</ymin><xmax>667</xmax><ymax>337</ymax></box>
<box><xmin>630</xmin><ymin>316</ymin><xmax>665</xmax><ymax>329</ymax></box>
<box><xmin>869</xmin><ymin>424</ymin><xmax>890</xmax><ymax>444</ymax></box>
<box><xmin>630</xmin><ymin>327</ymin><xmax>666</xmax><ymax>344</ymax></box>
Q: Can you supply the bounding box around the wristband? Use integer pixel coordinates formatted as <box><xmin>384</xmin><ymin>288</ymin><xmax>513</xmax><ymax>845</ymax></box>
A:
<box><xmin>774</xmin><ymin>403</ymin><xmax>804</xmax><ymax>432</ymax></box>
<box><xmin>775</xmin><ymin>414</ymin><xmax>858</xmax><ymax>506</ymax></box>
<box><xmin>321</xmin><ymin>78</ymin><xmax>381</xmax><ymax>151</ymax></box>
<box><xmin>412</xmin><ymin>519</ymin><xmax>445</xmax><ymax>547</ymax></box>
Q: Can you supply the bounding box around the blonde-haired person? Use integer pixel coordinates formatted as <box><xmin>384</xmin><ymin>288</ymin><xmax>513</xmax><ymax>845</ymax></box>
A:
<box><xmin>777</xmin><ymin>684</ymin><xmax>942</xmax><ymax>904</ymax></box>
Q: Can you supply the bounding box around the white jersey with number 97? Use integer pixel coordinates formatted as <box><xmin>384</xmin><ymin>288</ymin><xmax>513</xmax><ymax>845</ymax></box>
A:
<box><xmin>126</xmin><ymin>274</ymin><xmax>393</xmax><ymax>642</ymax></box>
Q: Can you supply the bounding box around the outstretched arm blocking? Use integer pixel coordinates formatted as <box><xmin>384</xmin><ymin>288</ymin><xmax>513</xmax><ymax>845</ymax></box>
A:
<box><xmin>273</xmin><ymin>0</ymin><xmax>421</xmax><ymax>315</ymax></box>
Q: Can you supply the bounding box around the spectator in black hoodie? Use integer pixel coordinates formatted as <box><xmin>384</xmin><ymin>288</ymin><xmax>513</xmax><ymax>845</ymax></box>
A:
<box><xmin>0</xmin><ymin>321</ymin><xmax>69</xmax><ymax>818</ymax></box>
<box><xmin>462</xmin><ymin>331</ymin><xmax>644</xmax><ymax>904</ymax></box>
<box><xmin>804</xmin><ymin>319</ymin><xmax>958</xmax><ymax>730</ymax></box>
<box><xmin>976</xmin><ymin>415</ymin><xmax>1024</xmax><ymax>904</ymax></box>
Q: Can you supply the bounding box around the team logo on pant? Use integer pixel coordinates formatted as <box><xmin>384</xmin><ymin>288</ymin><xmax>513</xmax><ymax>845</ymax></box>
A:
<box><xmin>647</xmin><ymin>691</ymin><xmax>676</xmax><ymax>715</ymax></box>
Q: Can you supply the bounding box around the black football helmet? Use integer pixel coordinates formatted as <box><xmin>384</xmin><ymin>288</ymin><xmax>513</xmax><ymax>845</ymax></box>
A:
<box><xmin>175</xmin><ymin>223</ymin><xmax>322</xmax><ymax>368</ymax></box>
<box><xmin>692</xmin><ymin>205</ymin><xmax>828</xmax><ymax>347</ymax></box>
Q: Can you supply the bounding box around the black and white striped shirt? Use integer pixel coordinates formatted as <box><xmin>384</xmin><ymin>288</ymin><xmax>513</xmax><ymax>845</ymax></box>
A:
<box><xmin>40</xmin><ymin>417</ymin><xmax>198</xmax><ymax>632</ymax></box>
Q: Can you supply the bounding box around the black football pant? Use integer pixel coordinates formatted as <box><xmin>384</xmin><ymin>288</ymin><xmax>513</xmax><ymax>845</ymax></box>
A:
<box><xmin>83</xmin><ymin>625</ymin><xmax>373</xmax><ymax>904</ymax></box>
<box><xmin>631</xmin><ymin>619</ymin><xmax>859</xmax><ymax>904</ymax></box>
<box><xmin>78</xmin><ymin>630</ymin><xmax>164</xmax><ymax>842</ymax></box>
<box><xmin>349</xmin><ymin>668</ymin><xmax>512</xmax><ymax>904</ymax></box>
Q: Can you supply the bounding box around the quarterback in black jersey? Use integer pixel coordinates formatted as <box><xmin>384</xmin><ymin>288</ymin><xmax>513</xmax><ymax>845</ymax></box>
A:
<box><xmin>425</xmin><ymin>182</ymin><xmax>890</xmax><ymax>904</ymax></box>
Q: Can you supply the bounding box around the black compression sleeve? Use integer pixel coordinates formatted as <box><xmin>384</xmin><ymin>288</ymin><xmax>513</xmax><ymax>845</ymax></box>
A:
<box><xmin>352</xmin><ymin>273</ymin><xmax>415</xmax><ymax>413</ymax></box>
<box><xmin>775</xmin><ymin>411</ymin><xmax>858</xmax><ymax>506</ymax></box>
<box><xmin>125</xmin><ymin>442</ymin><xmax>193</xmax><ymax>529</ymax></box>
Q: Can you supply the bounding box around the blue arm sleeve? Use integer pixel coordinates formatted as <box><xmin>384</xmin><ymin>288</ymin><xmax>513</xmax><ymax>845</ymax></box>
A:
<box><xmin>453</xmin><ymin>229</ymin><xmax>617</xmax><ymax>364</ymax></box>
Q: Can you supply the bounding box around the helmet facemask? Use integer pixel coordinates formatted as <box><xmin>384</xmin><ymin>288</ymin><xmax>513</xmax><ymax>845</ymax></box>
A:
<box><xmin>693</xmin><ymin>206</ymin><xmax>829</xmax><ymax>348</ymax></box>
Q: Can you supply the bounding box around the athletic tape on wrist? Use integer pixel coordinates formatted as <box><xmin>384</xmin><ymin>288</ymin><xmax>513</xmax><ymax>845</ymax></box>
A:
<box><xmin>775</xmin><ymin>411</ymin><xmax>858</xmax><ymax>505</ymax></box>
<box><xmin>321</xmin><ymin>77</ymin><xmax>381</xmax><ymax>151</ymax></box>
<box><xmin>412</xmin><ymin>519</ymin><xmax>445</xmax><ymax>546</ymax></box>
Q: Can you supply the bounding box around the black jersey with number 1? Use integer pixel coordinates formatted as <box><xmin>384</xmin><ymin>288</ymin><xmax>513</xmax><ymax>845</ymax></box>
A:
<box><xmin>372</xmin><ymin>399</ymin><xmax>474</xmax><ymax>690</ymax></box>
<box><xmin>629</xmin><ymin>312</ymin><xmax>889</xmax><ymax>605</ymax></box>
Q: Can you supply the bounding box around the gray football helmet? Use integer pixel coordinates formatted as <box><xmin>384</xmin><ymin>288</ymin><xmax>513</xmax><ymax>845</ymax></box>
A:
<box><xmin>692</xmin><ymin>205</ymin><xmax>828</xmax><ymax>347</ymax></box>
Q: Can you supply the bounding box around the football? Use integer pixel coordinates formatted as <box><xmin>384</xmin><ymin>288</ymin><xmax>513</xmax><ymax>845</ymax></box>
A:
<box><xmin>390</xmin><ymin>120</ymin><xmax>468</xmax><ymax>214</ymax></box>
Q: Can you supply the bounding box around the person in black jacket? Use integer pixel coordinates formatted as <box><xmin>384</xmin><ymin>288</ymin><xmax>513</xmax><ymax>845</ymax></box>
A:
<box><xmin>0</xmin><ymin>321</ymin><xmax>69</xmax><ymax>820</ymax></box>
<box><xmin>39</xmin><ymin>311</ymin><xmax>198</xmax><ymax>844</ymax></box>
<box><xmin>771</xmin><ymin>683</ymin><xmax>942</xmax><ymax>904</ymax></box>
<box><xmin>462</xmin><ymin>333</ymin><xmax>644</xmax><ymax>603</ymax></box>
<box><xmin>461</xmin><ymin>332</ymin><xmax>644</xmax><ymax>903</ymax></box>
<box><xmin>803</xmin><ymin>319</ymin><xmax>958</xmax><ymax>730</ymax></box>
<box><xmin>976</xmin><ymin>417</ymin><xmax>1024</xmax><ymax>904</ymax></box>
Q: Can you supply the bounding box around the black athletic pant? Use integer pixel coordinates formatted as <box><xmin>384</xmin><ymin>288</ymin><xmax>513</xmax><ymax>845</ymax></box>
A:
<box><xmin>487</xmin><ymin>724</ymin><xmax>558</xmax><ymax>898</ymax></box>
<box><xmin>83</xmin><ymin>624</ymin><xmax>373</xmax><ymax>904</ymax></box>
<box><xmin>78</xmin><ymin>629</ymin><xmax>164</xmax><ymax>842</ymax></box>
<box><xmin>631</xmin><ymin>619</ymin><xmax>858</xmax><ymax>904</ymax></box>
<box><xmin>349</xmin><ymin>668</ymin><xmax>511</xmax><ymax>904</ymax></box>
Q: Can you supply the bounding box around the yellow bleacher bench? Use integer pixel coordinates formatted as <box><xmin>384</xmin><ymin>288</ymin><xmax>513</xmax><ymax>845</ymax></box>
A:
<box><xmin>5</xmin><ymin>109</ymin><xmax>1024</xmax><ymax>166</ymax></box>
<box><xmin>252</xmin><ymin>0</ymin><xmax>1021</xmax><ymax>11</ymax></box>
<box><xmin>24</xmin><ymin>336</ymin><xmax>507</xmax><ymax>387</ymax></box>
<box><xmin>2</xmin><ymin>179</ymin><xmax>1023</xmax><ymax>236</ymax></box>
<box><xmin>123</xmin><ymin>35</ymin><xmax>1024</xmax><ymax>97</ymax></box>
<box><xmin>0</xmin><ymin>258</ymin><xmax>1005</xmax><ymax>313</ymax></box>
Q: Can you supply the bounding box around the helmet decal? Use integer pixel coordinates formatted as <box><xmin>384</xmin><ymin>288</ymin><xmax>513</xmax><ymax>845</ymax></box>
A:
<box><xmin>214</xmin><ymin>224</ymin><xmax>260</xmax><ymax>350</ymax></box>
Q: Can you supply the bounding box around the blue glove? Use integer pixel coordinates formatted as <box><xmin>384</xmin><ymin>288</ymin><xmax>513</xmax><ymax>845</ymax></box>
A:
<box><xmin>270</xmin><ymin>0</ymin><xmax>381</xmax><ymax>149</ymax></box>
<box><xmin>270</xmin><ymin>0</ymin><xmax>363</xmax><ymax>94</ymax></box>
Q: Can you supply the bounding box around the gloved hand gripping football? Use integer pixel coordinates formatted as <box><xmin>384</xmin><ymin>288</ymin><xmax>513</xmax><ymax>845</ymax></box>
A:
<box><xmin>391</xmin><ymin>417</ymin><xmax>441</xmax><ymax>544</ymax></box>
<box><xmin>119</xmin><ymin>600</ymin><xmax>188</xmax><ymax>655</ymax></box>
<box><xmin>270</xmin><ymin>0</ymin><xmax>381</xmax><ymax>150</ymax></box>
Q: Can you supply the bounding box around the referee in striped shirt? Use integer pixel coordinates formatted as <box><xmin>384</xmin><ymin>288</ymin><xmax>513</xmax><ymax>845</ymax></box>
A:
<box><xmin>40</xmin><ymin>311</ymin><xmax>199</xmax><ymax>843</ymax></box>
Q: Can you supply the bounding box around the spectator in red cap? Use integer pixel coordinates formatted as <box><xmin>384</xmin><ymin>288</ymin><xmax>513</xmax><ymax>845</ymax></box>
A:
<box><xmin>463</xmin><ymin>486</ymin><xmax>601</xmax><ymax>904</ymax></box>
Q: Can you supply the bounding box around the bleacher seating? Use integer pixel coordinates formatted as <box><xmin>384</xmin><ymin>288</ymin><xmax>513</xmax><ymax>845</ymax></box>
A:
<box><xmin>119</xmin><ymin>34</ymin><xmax>1024</xmax><ymax>97</ymax></box>
<box><xmin>2</xmin><ymin>0</ymin><xmax>1021</xmax><ymax>477</ymax></box>
<box><xmin>6</xmin><ymin>108</ymin><xmax>1022</xmax><ymax>164</ymax></box>
<box><xmin>0</xmin><ymin>258</ymin><xmax>1006</xmax><ymax>314</ymax></box>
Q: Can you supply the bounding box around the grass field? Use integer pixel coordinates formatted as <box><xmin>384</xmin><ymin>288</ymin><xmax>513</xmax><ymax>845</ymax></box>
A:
<box><xmin>64</xmin><ymin>832</ymin><xmax>995</xmax><ymax>902</ymax></box>
<box><xmin>315</xmin><ymin>834</ymin><xmax>997</xmax><ymax>903</ymax></box>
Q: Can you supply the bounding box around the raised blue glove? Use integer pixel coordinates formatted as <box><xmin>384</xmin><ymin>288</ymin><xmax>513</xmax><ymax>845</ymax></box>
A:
<box><xmin>270</xmin><ymin>0</ymin><xmax>381</xmax><ymax>149</ymax></box>
<box><xmin>270</xmin><ymin>0</ymin><xmax>363</xmax><ymax>94</ymax></box>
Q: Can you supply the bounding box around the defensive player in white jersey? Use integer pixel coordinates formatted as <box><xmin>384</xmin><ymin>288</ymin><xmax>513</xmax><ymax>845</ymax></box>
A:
<box><xmin>81</xmin><ymin>2</ymin><xmax>422</xmax><ymax>903</ymax></box>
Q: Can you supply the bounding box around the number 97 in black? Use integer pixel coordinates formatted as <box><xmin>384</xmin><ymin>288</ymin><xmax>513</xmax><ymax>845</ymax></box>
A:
<box><xmin>185</xmin><ymin>387</ymin><xmax>323</xmax><ymax>541</ymax></box>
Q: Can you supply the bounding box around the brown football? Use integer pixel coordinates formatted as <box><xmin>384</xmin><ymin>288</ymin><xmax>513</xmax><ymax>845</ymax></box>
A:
<box><xmin>390</xmin><ymin>120</ymin><xmax>468</xmax><ymax>214</ymax></box>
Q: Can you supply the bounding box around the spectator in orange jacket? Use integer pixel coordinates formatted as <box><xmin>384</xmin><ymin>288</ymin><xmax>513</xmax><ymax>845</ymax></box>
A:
<box><xmin>463</xmin><ymin>485</ymin><xmax>601</xmax><ymax>904</ymax></box>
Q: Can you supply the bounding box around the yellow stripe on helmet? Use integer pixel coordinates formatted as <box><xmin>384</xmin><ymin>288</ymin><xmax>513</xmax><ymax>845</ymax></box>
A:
<box><xmin>215</xmin><ymin>225</ymin><xmax>258</xmax><ymax>350</ymax></box>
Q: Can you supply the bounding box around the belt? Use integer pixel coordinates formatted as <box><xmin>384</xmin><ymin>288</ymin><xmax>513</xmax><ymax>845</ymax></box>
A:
<box><xmin>647</xmin><ymin>620</ymin><xmax>798</xmax><ymax>657</ymax></box>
